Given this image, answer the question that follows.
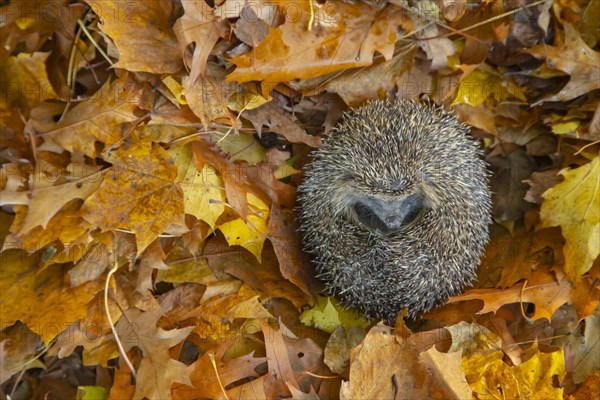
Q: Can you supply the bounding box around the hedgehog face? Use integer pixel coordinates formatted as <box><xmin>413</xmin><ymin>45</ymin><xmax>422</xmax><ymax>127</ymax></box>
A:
<box><xmin>347</xmin><ymin>189</ymin><xmax>428</xmax><ymax>234</ymax></box>
<box><xmin>297</xmin><ymin>100</ymin><xmax>491</xmax><ymax>323</ymax></box>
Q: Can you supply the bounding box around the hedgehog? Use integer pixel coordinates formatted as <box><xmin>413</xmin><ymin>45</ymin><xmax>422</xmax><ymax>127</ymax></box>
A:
<box><xmin>297</xmin><ymin>100</ymin><xmax>491</xmax><ymax>323</ymax></box>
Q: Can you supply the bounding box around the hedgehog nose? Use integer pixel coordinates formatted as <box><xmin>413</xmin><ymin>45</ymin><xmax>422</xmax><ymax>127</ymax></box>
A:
<box><xmin>352</xmin><ymin>193</ymin><xmax>426</xmax><ymax>233</ymax></box>
<box><xmin>384</xmin><ymin>215</ymin><xmax>405</xmax><ymax>231</ymax></box>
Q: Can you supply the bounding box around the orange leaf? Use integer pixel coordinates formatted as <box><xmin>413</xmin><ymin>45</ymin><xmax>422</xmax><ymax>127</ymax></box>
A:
<box><xmin>85</xmin><ymin>0</ymin><xmax>182</xmax><ymax>73</ymax></box>
<box><xmin>227</xmin><ymin>1</ymin><xmax>410</xmax><ymax>85</ymax></box>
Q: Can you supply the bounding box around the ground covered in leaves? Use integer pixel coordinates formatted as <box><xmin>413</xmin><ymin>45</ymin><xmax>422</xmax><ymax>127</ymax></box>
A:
<box><xmin>0</xmin><ymin>0</ymin><xmax>599</xmax><ymax>399</ymax></box>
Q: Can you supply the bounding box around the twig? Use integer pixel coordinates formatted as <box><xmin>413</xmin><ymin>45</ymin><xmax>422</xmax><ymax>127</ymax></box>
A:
<box><xmin>104</xmin><ymin>258</ymin><xmax>137</xmax><ymax>380</ymax></box>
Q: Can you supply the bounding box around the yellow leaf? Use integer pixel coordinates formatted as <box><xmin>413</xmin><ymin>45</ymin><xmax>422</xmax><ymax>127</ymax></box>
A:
<box><xmin>218</xmin><ymin>193</ymin><xmax>269</xmax><ymax>261</ymax></box>
<box><xmin>453</xmin><ymin>324</ymin><xmax>566</xmax><ymax>399</ymax></box>
<box><xmin>468</xmin><ymin>342</ymin><xmax>565</xmax><ymax>399</ymax></box>
<box><xmin>0</xmin><ymin>250</ymin><xmax>104</xmax><ymax>344</ymax></box>
<box><xmin>452</xmin><ymin>68</ymin><xmax>526</xmax><ymax>107</ymax></box>
<box><xmin>171</xmin><ymin>143</ymin><xmax>226</xmax><ymax>229</ymax></box>
<box><xmin>300</xmin><ymin>295</ymin><xmax>369</xmax><ymax>333</ymax></box>
<box><xmin>213</xmin><ymin>132</ymin><xmax>267</xmax><ymax>165</ymax></box>
<box><xmin>551</xmin><ymin>120</ymin><xmax>580</xmax><ymax>134</ymax></box>
<box><xmin>228</xmin><ymin>83</ymin><xmax>272</xmax><ymax>111</ymax></box>
<box><xmin>3</xmin><ymin>52</ymin><xmax>60</xmax><ymax>108</ymax></box>
<box><xmin>273</xmin><ymin>162</ymin><xmax>301</xmax><ymax>180</ymax></box>
<box><xmin>162</xmin><ymin>76</ymin><xmax>187</xmax><ymax>105</ymax></box>
<box><xmin>81</xmin><ymin>141</ymin><xmax>184</xmax><ymax>255</ymax></box>
<box><xmin>540</xmin><ymin>157</ymin><xmax>600</xmax><ymax>280</ymax></box>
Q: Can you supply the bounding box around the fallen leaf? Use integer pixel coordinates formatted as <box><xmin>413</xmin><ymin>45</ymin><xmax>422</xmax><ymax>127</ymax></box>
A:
<box><xmin>173</xmin><ymin>0</ymin><xmax>229</xmax><ymax>82</ymax></box>
<box><xmin>170</xmin><ymin>143</ymin><xmax>226</xmax><ymax>229</ymax></box>
<box><xmin>227</xmin><ymin>1</ymin><xmax>410</xmax><ymax>85</ymax></box>
<box><xmin>218</xmin><ymin>192</ymin><xmax>269</xmax><ymax>261</ymax></box>
<box><xmin>528</xmin><ymin>23</ymin><xmax>600</xmax><ymax>103</ymax></box>
<box><xmin>38</xmin><ymin>79</ymin><xmax>142</xmax><ymax>157</ymax></box>
<box><xmin>3</xmin><ymin>52</ymin><xmax>60</xmax><ymax>108</ymax></box>
<box><xmin>540</xmin><ymin>156</ymin><xmax>599</xmax><ymax>280</ymax></box>
<box><xmin>340</xmin><ymin>324</ymin><xmax>471</xmax><ymax>399</ymax></box>
<box><xmin>116</xmin><ymin>307</ymin><xmax>193</xmax><ymax>400</ymax></box>
<box><xmin>448</xmin><ymin>268</ymin><xmax>572</xmax><ymax>321</ymax></box>
<box><xmin>0</xmin><ymin>250</ymin><xmax>104</xmax><ymax>344</ymax></box>
<box><xmin>300</xmin><ymin>295</ymin><xmax>369</xmax><ymax>334</ymax></box>
<box><xmin>86</xmin><ymin>0</ymin><xmax>182</xmax><ymax>73</ymax></box>
<box><xmin>81</xmin><ymin>140</ymin><xmax>184</xmax><ymax>255</ymax></box>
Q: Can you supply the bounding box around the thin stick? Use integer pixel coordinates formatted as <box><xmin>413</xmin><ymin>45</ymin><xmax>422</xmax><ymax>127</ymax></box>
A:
<box><xmin>307</xmin><ymin>0</ymin><xmax>315</xmax><ymax>31</ymax></box>
<box><xmin>77</xmin><ymin>19</ymin><xmax>113</xmax><ymax>66</ymax></box>
<box><xmin>104</xmin><ymin>259</ymin><xmax>137</xmax><ymax>380</ymax></box>
<box><xmin>209</xmin><ymin>352</ymin><xmax>230</xmax><ymax>400</ymax></box>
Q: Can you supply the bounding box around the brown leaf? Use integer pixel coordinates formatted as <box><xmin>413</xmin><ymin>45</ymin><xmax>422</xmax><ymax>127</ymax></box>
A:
<box><xmin>488</xmin><ymin>148</ymin><xmax>536</xmax><ymax>221</ymax></box>
<box><xmin>340</xmin><ymin>324</ymin><xmax>471</xmax><ymax>399</ymax></box>
<box><xmin>0</xmin><ymin>250</ymin><xmax>104</xmax><ymax>344</ymax></box>
<box><xmin>227</xmin><ymin>1</ymin><xmax>411</xmax><ymax>84</ymax></box>
<box><xmin>172</xmin><ymin>339</ymin><xmax>266</xmax><ymax>399</ymax></box>
<box><xmin>116</xmin><ymin>307</ymin><xmax>193</xmax><ymax>400</ymax></box>
<box><xmin>182</xmin><ymin>64</ymin><xmax>234</xmax><ymax>129</ymax></box>
<box><xmin>448</xmin><ymin>268</ymin><xmax>572</xmax><ymax>321</ymax></box>
<box><xmin>173</xmin><ymin>0</ymin><xmax>229</xmax><ymax>82</ymax></box>
<box><xmin>243</xmin><ymin>101</ymin><xmax>322</xmax><ymax>148</ymax></box>
<box><xmin>81</xmin><ymin>140</ymin><xmax>184</xmax><ymax>255</ymax></box>
<box><xmin>528</xmin><ymin>23</ymin><xmax>600</xmax><ymax>103</ymax></box>
<box><xmin>85</xmin><ymin>0</ymin><xmax>182</xmax><ymax>73</ymax></box>
<box><xmin>268</xmin><ymin>204</ymin><xmax>319</xmax><ymax>299</ymax></box>
<box><xmin>38</xmin><ymin>79</ymin><xmax>142</xmax><ymax>157</ymax></box>
<box><xmin>260</xmin><ymin>319</ymin><xmax>300</xmax><ymax>398</ymax></box>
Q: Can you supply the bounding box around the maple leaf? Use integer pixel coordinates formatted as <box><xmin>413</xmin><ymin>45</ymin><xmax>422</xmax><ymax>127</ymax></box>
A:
<box><xmin>2</xmin><ymin>52</ymin><xmax>60</xmax><ymax>108</ymax></box>
<box><xmin>115</xmin><ymin>308</ymin><xmax>193</xmax><ymax>400</ymax></box>
<box><xmin>170</xmin><ymin>143</ymin><xmax>226</xmax><ymax>229</ymax></box>
<box><xmin>218</xmin><ymin>192</ymin><xmax>270</xmax><ymax>262</ymax></box>
<box><xmin>81</xmin><ymin>140</ymin><xmax>184</xmax><ymax>255</ymax></box>
<box><xmin>527</xmin><ymin>23</ymin><xmax>600</xmax><ymax>102</ymax></box>
<box><xmin>447</xmin><ymin>322</ymin><xmax>566</xmax><ymax>397</ymax></box>
<box><xmin>85</xmin><ymin>0</ymin><xmax>182</xmax><ymax>73</ymax></box>
<box><xmin>540</xmin><ymin>156</ymin><xmax>599</xmax><ymax>281</ymax></box>
<box><xmin>0</xmin><ymin>250</ymin><xmax>104</xmax><ymax>344</ymax></box>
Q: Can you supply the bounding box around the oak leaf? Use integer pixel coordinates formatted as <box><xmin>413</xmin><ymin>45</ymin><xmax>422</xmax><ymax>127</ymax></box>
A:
<box><xmin>447</xmin><ymin>268</ymin><xmax>572</xmax><ymax>321</ymax></box>
<box><xmin>115</xmin><ymin>308</ymin><xmax>193</xmax><ymax>400</ymax></box>
<box><xmin>173</xmin><ymin>0</ymin><xmax>229</xmax><ymax>82</ymax></box>
<box><xmin>39</xmin><ymin>79</ymin><xmax>142</xmax><ymax>157</ymax></box>
<box><xmin>527</xmin><ymin>23</ymin><xmax>600</xmax><ymax>102</ymax></box>
<box><xmin>227</xmin><ymin>1</ymin><xmax>410</xmax><ymax>85</ymax></box>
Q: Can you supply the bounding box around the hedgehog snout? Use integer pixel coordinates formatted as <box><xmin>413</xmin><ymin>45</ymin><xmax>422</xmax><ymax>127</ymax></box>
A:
<box><xmin>351</xmin><ymin>192</ymin><xmax>427</xmax><ymax>234</ymax></box>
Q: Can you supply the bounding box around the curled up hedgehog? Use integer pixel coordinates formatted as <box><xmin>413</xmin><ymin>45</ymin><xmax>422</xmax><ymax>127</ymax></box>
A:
<box><xmin>297</xmin><ymin>100</ymin><xmax>492</xmax><ymax>323</ymax></box>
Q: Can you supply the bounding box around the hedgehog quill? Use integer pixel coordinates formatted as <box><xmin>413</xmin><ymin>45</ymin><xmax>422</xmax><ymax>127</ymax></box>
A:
<box><xmin>297</xmin><ymin>100</ymin><xmax>492</xmax><ymax>323</ymax></box>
